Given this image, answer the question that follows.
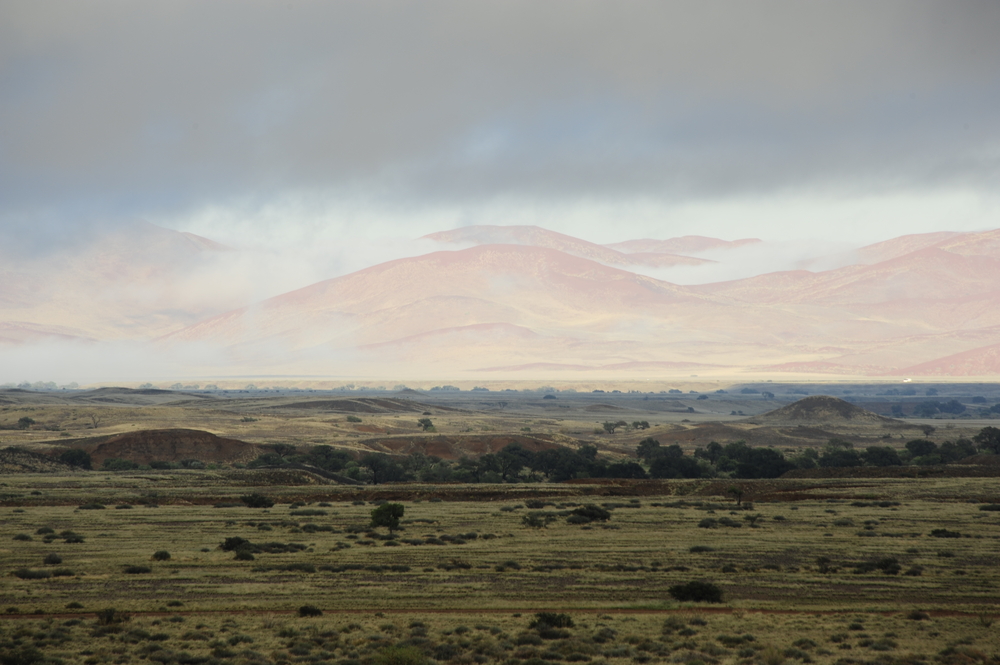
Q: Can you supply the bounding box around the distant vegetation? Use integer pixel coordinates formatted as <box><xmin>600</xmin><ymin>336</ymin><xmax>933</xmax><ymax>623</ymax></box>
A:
<box><xmin>235</xmin><ymin>425</ymin><xmax>999</xmax><ymax>484</ymax></box>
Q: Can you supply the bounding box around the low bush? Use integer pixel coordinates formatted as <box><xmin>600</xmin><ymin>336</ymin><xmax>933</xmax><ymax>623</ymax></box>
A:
<box><xmin>978</xmin><ymin>504</ymin><xmax>1000</xmax><ymax>511</ymax></box>
<box><xmin>123</xmin><ymin>565</ymin><xmax>152</xmax><ymax>574</ymax></box>
<box><xmin>96</xmin><ymin>608</ymin><xmax>131</xmax><ymax>625</ymax></box>
<box><xmin>14</xmin><ymin>568</ymin><xmax>51</xmax><ymax>580</ymax></box>
<box><xmin>667</xmin><ymin>580</ymin><xmax>723</xmax><ymax>603</ymax></box>
<box><xmin>78</xmin><ymin>502</ymin><xmax>105</xmax><ymax>510</ymax></box>
<box><xmin>570</xmin><ymin>505</ymin><xmax>611</xmax><ymax>523</ymax></box>
<box><xmin>43</xmin><ymin>553</ymin><xmax>62</xmax><ymax>565</ymax></box>
<box><xmin>241</xmin><ymin>493</ymin><xmax>275</xmax><ymax>508</ymax></box>
<box><xmin>13</xmin><ymin>533</ymin><xmax>32</xmax><ymax>541</ymax></box>
<box><xmin>689</xmin><ymin>546</ymin><xmax>715</xmax><ymax>553</ymax></box>
<box><xmin>152</xmin><ymin>550</ymin><xmax>171</xmax><ymax>561</ymax></box>
<box><xmin>930</xmin><ymin>529</ymin><xmax>962</xmax><ymax>538</ymax></box>
<box><xmin>299</xmin><ymin>605</ymin><xmax>323</xmax><ymax>617</ymax></box>
<box><xmin>854</xmin><ymin>558</ymin><xmax>901</xmax><ymax>575</ymax></box>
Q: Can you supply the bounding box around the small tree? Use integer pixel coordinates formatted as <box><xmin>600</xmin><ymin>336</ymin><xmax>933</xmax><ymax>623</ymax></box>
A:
<box><xmin>602</xmin><ymin>420</ymin><xmax>627</xmax><ymax>434</ymax></box>
<box><xmin>17</xmin><ymin>416</ymin><xmax>35</xmax><ymax>430</ymax></box>
<box><xmin>371</xmin><ymin>503</ymin><xmax>405</xmax><ymax>535</ymax></box>
<box><xmin>418</xmin><ymin>418</ymin><xmax>434</xmax><ymax>431</ymax></box>
<box><xmin>726</xmin><ymin>486</ymin><xmax>744</xmax><ymax>506</ymax></box>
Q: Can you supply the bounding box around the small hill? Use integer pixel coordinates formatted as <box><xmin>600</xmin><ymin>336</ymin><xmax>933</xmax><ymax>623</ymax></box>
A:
<box><xmin>66</xmin><ymin>429</ymin><xmax>259</xmax><ymax>466</ymax></box>
<box><xmin>750</xmin><ymin>396</ymin><xmax>903</xmax><ymax>427</ymax></box>
<box><xmin>266</xmin><ymin>398</ymin><xmax>440</xmax><ymax>414</ymax></box>
<box><xmin>0</xmin><ymin>447</ymin><xmax>78</xmax><ymax>473</ymax></box>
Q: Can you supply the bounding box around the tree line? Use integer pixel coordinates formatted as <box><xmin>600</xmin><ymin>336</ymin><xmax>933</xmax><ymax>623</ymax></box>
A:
<box><xmin>245</xmin><ymin>426</ymin><xmax>1000</xmax><ymax>483</ymax></box>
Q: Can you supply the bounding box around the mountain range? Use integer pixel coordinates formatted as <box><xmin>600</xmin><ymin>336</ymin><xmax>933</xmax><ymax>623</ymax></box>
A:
<box><xmin>4</xmin><ymin>221</ymin><xmax>1000</xmax><ymax>379</ymax></box>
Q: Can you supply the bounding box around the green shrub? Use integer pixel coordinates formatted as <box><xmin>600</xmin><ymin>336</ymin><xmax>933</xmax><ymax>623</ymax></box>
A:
<box><xmin>13</xmin><ymin>568</ymin><xmax>51</xmax><ymax>580</ymax></box>
<box><xmin>96</xmin><ymin>608</ymin><xmax>131</xmax><ymax>625</ymax></box>
<box><xmin>689</xmin><ymin>546</ymin><xmax>715</xmax><ymax>553</ymax></box>
<box><xmin>78</xmin><ymin>502</ymin><xmax>105</xmax><ymax>510</ymax></box>
<box><xmin>152</xmin><ymin>550</ymin><xmax>171</xmax><ymax>561</ymax></box>
<box><xmin>123</xmin><ymin>565</ymin><xmax>152</xmax><ymax>574</ymax></box>
<box><xmin>43</xmin><ymin>553</ymin><xmax>62</xmax><ymax>565</ymax></box>
<box><xmin>930</xmin><ymin>529</ymin><xmax>962</xmax><ymax>538</ymax></box>
<box><xmin>530</xmin><ymin>612</ymin><xmax>575</xmax><ymax>630</ymax></box>
<box><xmin>241</xmin><ymin>493</ymin><xmax>275</xmax><ymax>508</ymax></box>
<box><xmin>978</xmin><ymin>504</ymin><xmax>1000</xmax><ymax>511</ymax></box>
<box><xmin>570</xmin><ymin>505</ymin><xmax>611</xmax><ymax>523</ymax></box>
<box><xmin>298</xmin><ymin>605</ymin><xmax>323</xmax><ymax>617</ymax></box>
<box><xmin>667</xmin><ymin>580</ymin><xmax>723</xmax><ymax>603</ymax></box>
<box><xmin>13</xmin><ymin>533</ymin><xmax>32</xmax><ymax>541</ymax></box>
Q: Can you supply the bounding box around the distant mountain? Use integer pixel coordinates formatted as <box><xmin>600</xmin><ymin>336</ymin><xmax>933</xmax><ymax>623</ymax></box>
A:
<box><xmin>603</xmin><ymin>235</ymin><xmax>761</xmax><ymax>255</ymax></box>
<box><xmin>855</xmin><ymin>231</ymin><xmax>962</xmax><ymax>264</ymax></box>
<box><xmin>0</xmin><ymin>221</ymin><xmax>237</xmax><ymax>340</ymax></box>
<box><xmin>891</xmin><ymin>342</ymin><xmax>1000</xmax><ymax>376</ymax></box>
<box><xmin>7</xmin><ymin>220</ymin><xmax>1000</xmax><ymax>379</ymax></box>
<box><xmin>422</xmin><ymin>225</ymin><xmax>710</xmax><ymax>268</ymax></box>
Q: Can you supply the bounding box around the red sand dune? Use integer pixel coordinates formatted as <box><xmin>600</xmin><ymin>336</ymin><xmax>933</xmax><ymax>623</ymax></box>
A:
<box><xmin>604</xmin><ymin>235</ymin><xmax>761</xmax><ymax>255</ymax></box>
<box><xmin>422</xmin><ymin>225</ymin><xmax>710</xmax><ymax>268</ymax></box>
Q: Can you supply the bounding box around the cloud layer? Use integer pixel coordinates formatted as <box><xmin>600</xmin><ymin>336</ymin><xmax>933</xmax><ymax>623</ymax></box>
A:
<box><xmin>3</xmin><ymin>1</ymin><xmax>999</xmax><ymax>235</ymax></box>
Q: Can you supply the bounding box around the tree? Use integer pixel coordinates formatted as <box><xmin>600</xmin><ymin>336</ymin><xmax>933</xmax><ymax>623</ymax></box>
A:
<box><xmin>863</xmin><ymin>446</ymin><xmax>901</xmax><ymax>467</ymax></box>
<box><xmin>735</xmin><ymin>448</ymin><xmax>794</xmax><ymax>478</ymax></box>
<box><xmin>818</xmin><ymin>447</ymin><xmax>863</xmax><ymax>468</ymax></box>
<box><xmin>58</xmin><ymin>448</ymin><xmax>92</xmax><ymax>470</ymax></box>
<box><xmin>417</xmin><ymin>418</ymin><xmax>434</xmax><ymax>431</ymax></box>
<box><xmin>636</xmin><ymin>437</ymin><xmax>661</xmax><ymax>462</ymax></box>
<box><xmin>370</xmin><ymin>503</ymin><xmax>405</xmax><ymax>535</ymax></box>
<box><xmin>631</xmin><ymin>421</ymin><xmax>650</xmax><ymax>430</ymax></box>
<box><xmin>974</xmin><ymin>426</ymin><xmax>1000</xmax><ymax>454</ymax></box>
<box><xmin>726</xmin><ymin>486</ymin><xmax>744</xmax><ymax>506</ymax></box>
<box><xmin>905</xmin><ymin>439</ymin><xmax>938</xmax><ymax>457</ymax></box>
<box><xmin>360</xmin><ymin>453</ymin><xmax>405</xmax><ymax>485</ymax></box>
<box><xmin>16</xmin><ymin>416</ymin><xmax>35</xmax><ymax>429</ymax></box>
<box><xmin>602</xmin><ymin>420</ymin><xmax>627</xmax><ymax>434</ymax></box>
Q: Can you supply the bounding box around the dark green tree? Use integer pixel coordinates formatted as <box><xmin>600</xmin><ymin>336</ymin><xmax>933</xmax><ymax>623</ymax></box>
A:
<box><xmin>58</xmin><ymin>448</ymin><xmax>92</xmax><ymax>469</ymax></box>
<box><xmin>370</xmin><ymin>503</ymin><xmax>405</xmax><ymax>535</ymax></box>
<box><xmin>974</xmin><ymin>426</ymin><xmax>1000</xmax><ymax>454</ymax></box>
<box><xmin>863</xmin><ymin>446</ymin><xmax>902</xmax><ymax>467</ymax></box>
<box><xmin>360</xmin><ymin>453</ymin><xmax>405</xmax><ymax>485</ymax></box>
<box><xmin>905</xmin><ymin>439</ymin><xmax>938</xmax><ymax>457</ymax></box>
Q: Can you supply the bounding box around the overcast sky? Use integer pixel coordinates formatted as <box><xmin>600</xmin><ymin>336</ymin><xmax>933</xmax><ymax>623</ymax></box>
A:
<box><xmin>3</xmin><ymin>0</ymin><xmax>1000</xmax><ymax>250</ymax></box>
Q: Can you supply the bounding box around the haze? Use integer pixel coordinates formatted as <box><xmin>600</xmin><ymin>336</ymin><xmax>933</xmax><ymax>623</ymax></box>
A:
<box><xmin>3</xmin><ymin>1</ymin><xmax>1000</xmax><ymax>385</ymax></box>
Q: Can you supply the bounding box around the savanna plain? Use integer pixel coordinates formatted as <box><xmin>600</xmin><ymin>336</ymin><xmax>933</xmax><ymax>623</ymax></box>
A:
<box><xmin>1</xmin><ymin>385</ymin><xmax>999</xmax><ymax>665</ymax></box>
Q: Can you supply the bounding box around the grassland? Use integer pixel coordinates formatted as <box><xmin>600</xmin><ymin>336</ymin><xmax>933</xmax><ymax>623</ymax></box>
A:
<box><xmin>2</xmin><ymin>472</ymin><xmax>999</xmax><ymax>665</ymax></box>
<box><xmin>3</xmin><ymin>386</ymin><xmax>1000</xmax><ymax>664</ymax></box>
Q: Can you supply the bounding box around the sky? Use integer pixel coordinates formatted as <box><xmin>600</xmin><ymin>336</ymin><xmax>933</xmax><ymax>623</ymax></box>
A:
<box><xmin>3</xmin><ymin>0</ymin><xmax>1000</xmax><ymax>256</ymax></box>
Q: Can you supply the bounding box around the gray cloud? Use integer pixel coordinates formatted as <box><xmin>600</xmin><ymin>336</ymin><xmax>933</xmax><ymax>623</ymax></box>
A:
<box><xmin>2</xmin><ymin>0</ymin><xmax>999</xmax><ymax>226</ymax></box>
